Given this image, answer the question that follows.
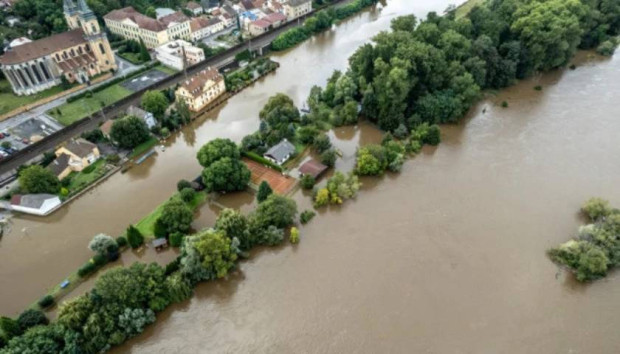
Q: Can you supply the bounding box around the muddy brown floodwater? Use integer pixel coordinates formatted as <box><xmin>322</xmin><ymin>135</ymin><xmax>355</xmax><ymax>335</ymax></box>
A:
<box><xmin>3</xmin><ymin>0</ymin><xmax>620</xmax><ymax>352</ymax></box>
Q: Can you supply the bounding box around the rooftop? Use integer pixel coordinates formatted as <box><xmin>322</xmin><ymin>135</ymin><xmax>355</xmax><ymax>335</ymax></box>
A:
<box><xmin>299</xmin><ymin>159</ymin><xmax>328</xmax><ymax>179</ymax></box>
<box><xmin>265</xmin><ymin>139</ymin><xmax>296</xmax><ymax>163</ymax></box>
<box><xmin>179</xmin><ymin>67</ymin><xmax>223</xmax><ymax>98</ymax></box>
<box><xmin>11</xmin><ymin>194</ymin><xmax>59</xmax><ymax>209</ymax></box>
<box><xmin>48</xmin><ymin>153</ymin><xmax>71</xmax><ymax>177</ymax></box>
<box><xmin>62</xmin><ymin>138</ymin><xmax>97</xmax><ymax>158</ymax></box>
<box><xmin>186</xmin><ymin>1</ymin><xmax>202</xmax><ymax>9</ymax></box>
<box><xmin>0</xmin><ymin>29</ymin><xmax>87</xmax><ymax>65</ymax></box>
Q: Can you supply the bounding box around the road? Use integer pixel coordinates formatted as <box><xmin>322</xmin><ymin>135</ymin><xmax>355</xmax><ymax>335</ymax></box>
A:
<box><xmin>0</xmin><ymin>9</ymin><xmax>325</xmax><ymax>175</ymax></box>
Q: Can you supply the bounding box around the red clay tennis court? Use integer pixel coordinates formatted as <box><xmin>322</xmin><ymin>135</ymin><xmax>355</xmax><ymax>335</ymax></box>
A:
<box><xmin>243</xmin><ymin>158</ymin><xmax>296</xmax><ymax>195</ymax></box>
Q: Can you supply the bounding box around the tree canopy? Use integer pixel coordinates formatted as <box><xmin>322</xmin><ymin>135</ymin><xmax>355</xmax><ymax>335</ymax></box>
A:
<box><xmin>110</xmin><ymin>116</ymin><xmax>151</xmax><ymax>149</ymax></box>
<box><xmin>19</xmin><ymin>165</ymin><xmax>60</xmax><ymax>194</ymax></box>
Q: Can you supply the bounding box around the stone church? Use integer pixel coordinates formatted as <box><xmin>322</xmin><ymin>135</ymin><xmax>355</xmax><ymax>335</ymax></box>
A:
<box><xmin>0</xmin><ymin>0</ymin><xmax>116</xmax><ymax>96</ymax></box>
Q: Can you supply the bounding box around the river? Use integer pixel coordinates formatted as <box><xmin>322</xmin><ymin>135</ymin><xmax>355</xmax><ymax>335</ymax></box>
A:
<box><xmin>4</xmin><ymin>0</ymin><xmax>620</xmax><ymax>352</ymax></box>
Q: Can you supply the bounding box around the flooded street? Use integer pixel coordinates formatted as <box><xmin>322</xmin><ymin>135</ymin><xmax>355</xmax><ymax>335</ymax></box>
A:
<box><xmin>3</xmin><ymin>0</ymin><xmax>620</xmax><ymax>352</ymax></box>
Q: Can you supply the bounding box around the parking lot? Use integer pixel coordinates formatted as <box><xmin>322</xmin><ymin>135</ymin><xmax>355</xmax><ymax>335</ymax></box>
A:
<box><xmin>120</xmin><ymin>69</ymin><xmax>169</xmax><ymax>92</ymax></box>
<box><xmin>2</xmin><ymin>115</ymin><xmax>62</xmax><ymax>153</ymax></box>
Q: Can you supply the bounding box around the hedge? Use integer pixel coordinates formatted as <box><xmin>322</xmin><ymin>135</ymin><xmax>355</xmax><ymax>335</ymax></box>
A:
<box><xmin>242</xmin><ymin>151</ymin><xmax>284</xmax><ymax>172</ymax></box>
<box><xmin>37</xmin><ymin>295</ymin><xmax>54</xmax><ymax>309</ymax></box>
<box><xmin>77</xmin><ymin>262</ymin><xmax>97</xmax><ymax>277</ymax></box>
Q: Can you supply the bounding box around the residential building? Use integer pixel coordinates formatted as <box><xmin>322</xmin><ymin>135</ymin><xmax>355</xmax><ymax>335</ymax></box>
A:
<box><xmin>264</xmin><ymin>139</ymin><xmax>296</xmax><ymax>165</ymax></box>
<box><xmin>175</xmin><ymin>67</ymin><xmax>226</xmax><ymax>112</ymax></box>
<box><xmin>190</xmin><ymin>16</ymin><xmax>225</xmax><ymax>41</ymax></box>
<box><xmin>0</xmin><ymin>0</ymin><xmax>116</xmax><ymax>96</ymax></box>
<box><xmin>186</xmin><ymin>1</ymin><xmax>203</xmax><ymax>15</ymax></box>
<box><xmin>51</xmin><ymin>138</ymin><xmax>100</xmax><ymax>178</ymax></box>
<box><xmin>155</xmin><ymin>39</ymin><xmax>205</xmax><ymax>71</ymax></box>
<box><xmin>104</xmin><ymin>7</ymin><xmax>191</xmax><ymax>48</ymax></box>
<box><xmin>127</xmin><ymin>105</ymin><xmax>157</xmax><ymax>129</ymax></box>
<box><xmin>155</xmin><ymin>8</ymin><xmax>176</xmax><ymax>19</ymax></box>
<box><xmin>249</xmin><ymin>12</ymin><xmax>287</xmax><ymax>36</ymax></box>
<box><xmin>284</xmin><ymin>0</ymin><xmax>312</xmax><ymax>20</ymax></box>
<box><xmin>299</xmin><ymin>159</ymin><xmax>328</xmax><ymax>179</ymax></box>
<box><xmin>10</xmin><ymin>194</ymin><xmax>62</xmax><ymax>216</ymax></box>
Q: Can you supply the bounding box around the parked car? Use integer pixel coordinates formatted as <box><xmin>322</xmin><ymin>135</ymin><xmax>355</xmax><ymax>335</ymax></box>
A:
<box><xmin>3</xmin><ymin>132</ymin><xmax>10</xmax><ymax>137</ymax></box>
<box><xmin>22</xmin><ymin>138</ymin><xmax>29</xmax><ymax>144</ymax></box>
<box><xmin>0</xmin><ymin>133</ymin><xmax>5</xmax><ymax>139</ymax></box>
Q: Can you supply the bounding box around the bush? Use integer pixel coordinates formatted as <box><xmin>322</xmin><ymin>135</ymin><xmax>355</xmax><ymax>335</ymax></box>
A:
<box><xmin>106</xmin><ymin>154</ymin><xmax>121</xmax><ymax>164</ymax></box>
<box><xmin>301</xmin><ymin>174</ymin><xmax>316</xmax><ymax>190</ymax></box>
<box><xmin>180</xmin><ymin>188</ymin><xmax>196</xmax><ymax>203</ymax></box>
<box><xmin>169</xmin><ymin>232</ymin><xmax>184</xmax><ymax>247</ymax></box>
<box><xmin>290</xmin><ymin>227</ymin><xmax>300</xmax><ymax>244</ymax></box>
<box><xmin>92</xmin><ymin>253</ymin><xmax>108</xmax><ymax>266</ymax></box>
<box><xmin>77</xmin><ymin>261</ymin><xmax>97</xmax><ymax>277</ymax></box>
<box><xmin>177</xmin><ymin>179</ymin><xmax>192</xmax><ymax>192</ymax></box>
<box><xmin>582</xmin><ymin>198</ymin><xmax>612</xmax><ymax>221</ymax></box>
<box><xmin>596</xmin><ymin>40</ymin><xmax>618</xmax><ymax>56</ymax></box>
<box><xmin>300</xmin><ymin>210</ymin><xmax>315</xmax><ymax>224</ymax></box>
<box><xmin>501</xmin><ymin>101</ymin><xmax>509</xmax><ymax>108</ymax></box>
<box><xmin>256</xmin><ymin>181</ymin><xmax>273</xmax><ymax>203</ymax></box>
<box><xmin>320</xmin><ymin>149</ymin><xmax>337</xmax><ymax>167</ymax></box>
<box><xmin>17</xmin><ymin>309</ymin><xmax>48</xmax><ymax>331</ymax></box>
<box><xmin>116</xmin><ymin>236</ymin><xmax>128</xmax><ymax>247</ymax></box>
<box><xmin>81</xmin><ymin>163</ymin><xmax>97</xmax><ymax>174</ymax></box>
<box><xmin>37</xmin><ymin>295</ymin><xmax>55</xmax><ymax>309</ymax></box>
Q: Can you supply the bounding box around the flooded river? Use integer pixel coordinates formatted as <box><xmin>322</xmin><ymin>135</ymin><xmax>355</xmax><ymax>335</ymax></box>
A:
<box><xmin>4</xmin><ymin>0</ymin><xmax>620</xmax><ymax>352</ymax></box>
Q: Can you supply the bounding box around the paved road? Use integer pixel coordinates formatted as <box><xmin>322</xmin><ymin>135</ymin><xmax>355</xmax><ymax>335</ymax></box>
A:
<box><xmin>0</xmin><ymin>12</ymin><xmax>317</xmax><ymax>175</ymax></box>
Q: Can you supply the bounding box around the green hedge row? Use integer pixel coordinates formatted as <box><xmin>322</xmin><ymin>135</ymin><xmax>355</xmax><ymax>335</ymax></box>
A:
<box><xmin>242</xmin><ymin>151</ymin><xmax>284</xmax><ymax>172</ymax></box>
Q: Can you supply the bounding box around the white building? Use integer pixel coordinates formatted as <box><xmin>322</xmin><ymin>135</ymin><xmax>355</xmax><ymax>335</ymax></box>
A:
<box><xmin>10</xmin><ymin>194</ymin><xmax>62</xmax><ymax>216</ymax></box>
<box><xmin>284</xmin><ymin>0</ymin><xmax>312</xmax><ymax>20</ymax></box>
<box><xmin>155</xmin><ymin>39</ymin><xmax>205</xmax><ymax>71</ymax></box>
<box><xmin>190</xmin><ymin>16</ymin><xmax>225</xmax><ymax>41</ymax></box>
<box><xmin>127</xmin><ymin>105</ymin><xmax>157</xmax><ymax>129</ymax></box>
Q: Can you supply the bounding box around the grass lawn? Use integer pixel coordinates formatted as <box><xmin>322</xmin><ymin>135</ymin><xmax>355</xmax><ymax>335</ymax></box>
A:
<box><xmin>65</xmin><ymin>159</ymin><xmax>108</xmax><ymax>193</ymax></box>
<box><xmin>154</xmin><ymin>64</ymin><xmax>178</xmax><ymax>76</ymax></box>
<box><xmin>49</xmin><ymin>84</ymin><xmax>132</xmax><ymax>126</ymax></box>
<box><xmin>0</xmin><ymin>80</ymin><xmax>67</xmax><ymax>116</ymax></box>
<box><xmin>128</xmin><ymin>136</ymin><xmax>158</xmax><ymax>159</ymax></box>
<box><xmin>456</xmin><ymin>0</ymin><xmax>485</xmax><ymax>18</ymax></box>
<box><xmin>134</xmin><ymin>191</ymin><xmax>207</xmax><ymax>239</ymax></box>
<box><xmin>118</xmin><ymin>52</ymin><xmax>147</xmax><ymax>65</ymax></box>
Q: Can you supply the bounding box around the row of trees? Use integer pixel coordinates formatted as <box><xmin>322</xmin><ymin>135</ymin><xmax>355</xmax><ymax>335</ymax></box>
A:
<box><xmin>272</xmin><ymin>0</ymin><xmax>379</xmax><ymax>51</ymax></box>
<box><xmin>549</xmin><ymin>198</ymin><xmax>620</xmax><ymax>282</ymax></box>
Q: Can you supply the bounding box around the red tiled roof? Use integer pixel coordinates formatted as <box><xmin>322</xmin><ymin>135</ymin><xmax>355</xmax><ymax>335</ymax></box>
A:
<box><xmin>186</xmin><ymin>1</ymin><xmax>201</xmax><ymax>9</ymax></box>
<box><xmin>299</xmin><ymin>159</ymin><xmax>328</xmax><ymax>179</ymax></box>
<box><xmin>0</xmin><ymin>29</ymin><xmax>87</xmax><ymax>65</ymax></box>
<box><xmin>180</xmin><ymin>67</ymin><xmax>223</xmax><ymax>98</ymax></box>
<box><xmin>252</xmin><ymin>19</ymin><xmax>271</xmax><ymax>29</ymax></box>
<box><xmin>265</xmin><ymin>12</ymin><xmax>286</xmax><ymax>23</ymax></box>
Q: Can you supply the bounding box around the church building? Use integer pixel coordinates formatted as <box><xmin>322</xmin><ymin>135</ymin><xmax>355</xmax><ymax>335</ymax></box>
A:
<box><xmin>0</xmin><ymin>0</ymin><xmax>116</xmax><ymax>96</ymax></box>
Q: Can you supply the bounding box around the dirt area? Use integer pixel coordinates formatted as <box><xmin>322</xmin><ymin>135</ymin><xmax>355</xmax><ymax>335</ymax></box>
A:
<box><xmin>243</xmin><ymin>158</ymin><xmax>296</xmax><ymax>195</ymax></box>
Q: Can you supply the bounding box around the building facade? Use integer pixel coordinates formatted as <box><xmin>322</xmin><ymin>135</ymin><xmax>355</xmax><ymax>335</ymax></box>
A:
<box><xmin>190</xmin><ymin>16</ymin><xmax>225</xmax><ymax>41</ymax></box>
<box><xmin>175</xmin><ymin>67</ymin><xmax>225</xmax><ymax>112</ymax></box>
<box><xmin>0</xmin><ymin>0</ymin><xmax>116</xmax><ymax>96</ymax></box>
<box><xmin>104</xmin><ymin>7</ymin><xmax>191</xmax><ymax>49</ymax></box>
<box><xmin>155</xmin><ymin>40</ymin><xmax>205</xmax><ymax>71</ymax></box>
<box><xmin>284</xmin><ymin>0</ymin><xmax>312</xmax><ymax>20</ymax></box>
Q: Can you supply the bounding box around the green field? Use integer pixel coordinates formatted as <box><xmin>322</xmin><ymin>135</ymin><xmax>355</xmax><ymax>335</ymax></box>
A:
<box><xmin>0</xmin><ymin>80</ymin><xmax>66</xmax><ymax>116</ymax></box>
<box><xmin>134</xmin><ymin>191</ymin><xmax>207</xmax><ymax>238</ymax></box>
<box><xmin>118</xmin><ymin>52</ymin><xmax>147</xmax><ymax>65</ymax></box>
<box><xmin>154</xmin><ymin>64</ymin><xmax>178</xmax><ymax>75</ymax></box>
<box><xmin>49</xmin><ymin>84</ymin><xmax>132</xmax><ymax>126</ymax></box>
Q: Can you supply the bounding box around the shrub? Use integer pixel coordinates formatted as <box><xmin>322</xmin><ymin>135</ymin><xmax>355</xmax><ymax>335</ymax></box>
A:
<box><xmin>77</xmin><ymin>262</ymin><xmax>97</xmax><ymax>277</ymax></box>
<box><xmin>60</xmin><ymin>187</ymin><xmax>69</xmax><ymax>196</ymax></box>
<box><xmin>92</xmin><ymin>253</ymin><xmax>108</xmax><ymax>266</ymax></box>
<box><xmin>180</xmin><ymin>188</ymin><xmax>196</xmax><ymax>203</ymax></box>
<box><xmin>501</xmin><ymin>101</ymin><xmax>509</xmax><ymax>108</ymax></box>
<box><xmin>37</xmin><ymin>295</ymin><xmax>55</xmax><ymax>309</ymax></box>
<box><xmin>300</xmin><ymin>210</ymin><xmax>316</xmax><ymax>224</ymax></box>
<box><xmin>256</xmin><ymin>181</ymin><xmax>273</xmax><ymax>203</ymax></box>
<box><xmin>116</xmin><ymin>236</ymin><xmax>128</xmax><ymax>247</ymax></box>
<box><xmin>290</xmin><ymin>227</ymin><xmax>300</xmax><ymax>244</ymax></box>
<box><xmin>582</xmin><ymin>198</ymin><xmax>612</xmax><ymax>221</ymax></box>
<box><xmin>127</xmin><ymin>225</ymin><xmax>144</xmax><ymax>249</ymax></box>
<box><xmin>88</xmin><ymin>234</ymin><xmax>118</xmax><ymax>255</ymax></box>
<box><xmin>81</xmin><ymin>163</ymin><xmax>97</xmax><ymax>174</ymax></box>
<box><xmin>314</xmin><ymin>188</ymin><xmax>330</xmax><ymax>208</ymax></box>
<box><xmin>313</xmin><ymin>133</ymin><xmax>332</xmax><ymax>153</ymax></box>
<box><xmin>106</xmin><ymin>154</ymin><xmax>121</xmax><ymax>164</ymax></box>
<box><xmin>301</xmin><ymin>174</ymin><xmax>316</xmax><ymax>190</ymax></box>
<box><xmin>534</xmin><ymin>85</ymin><xmax>542</xmax><ymax>91</ymax></box>
<box><xmin>596</xmin><ymin>40</ymin><xmax>618</xmax><ymax>56</ymax></box>
<box><xmin>320</xmin><ymin>148</ymin><xmax>337</xmax><ymax>167</ymax></box>
<box><xmin>177</xmin><ymin>179</ymin><xmax>192</xmax><ymax>192</ymax></box>
<box><xmin>17</xmin><ymin>309</ymin><xmax>48</xmax><ymax>331</ymax></box>
<box><xmin>169</xmin><ymin>232</ymin><xmax>184</xmax><ymax>247</ymax></box>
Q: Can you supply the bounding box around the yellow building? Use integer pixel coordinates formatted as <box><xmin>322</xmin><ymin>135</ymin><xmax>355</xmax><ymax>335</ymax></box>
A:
<box><xmin>284</xmin><ymin>0</ymin><xmax>312</xmax><ymax>20</ymax></box>
<box><xmin>49</xmin><ymin>138</ymin><xmax>100</xmax><ymax>179</ymax></box>
<box><xmin>0</xmin><ymin>0</ymin><xmax>116</xmax><ymax>96</ymax></box>
<box><xmin>175</xmin><ymin>67</ymin><xmax>226</xmax><ymax>112</ymax></box>
<box><xmin>104</xmin><ymin>7</ymin><xmax>191</xmax><ymax>49</ymax></box>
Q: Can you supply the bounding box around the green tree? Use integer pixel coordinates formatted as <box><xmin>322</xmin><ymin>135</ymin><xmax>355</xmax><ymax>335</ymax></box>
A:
<box><xmin>0</xmin><ymin>316</ymin><xmax>21</xmax><ymax>342</ymax></box>
<box><xmin>301</xmin><ymin>174</ymin><xmax>316</xmax><ymax>190</ymax></box>
<box><xmin>180</xmin><ymin>188</ymin><xmax>196</xmax><ymax>203</ymax></box>
<box><xmin>256</xmin><ymin>181</ymin><xmax>273</xmax><ymax>203</ymax></box>
<box><xmin>391</xmin><ymin>14</ymin><xmax>417</xmax><ymax>32</ymax></box>
<box><xmin>196</xmin><ymin>138</ymin><xmax>240</xmax><ymax>167</ymax></box>
<box><xmin>180</xmin><ymin>229</ymin><xmax>238</xmax><ymax>283</ymax></box>
<box><xmin>138</xmin><ymin>39</ymin><xmax>151</xmax><ymax>62</ymax></box>
<box><xmin>110</xmin><ymin>116</ymin><xmax>150</xmax><ymax>149</ymax></box>
<box><xmin>582</xmin><ymin>198</ymin><xmax>612</xmax><ymax>221</ymax></box>
<box><xmin>259</xmin><ymin>94</ymin><xmax>300</xmax><ymax>129</ymax></box>
<box><xmin>141</xmin><ymin>90</ymin><xmax>169</xmax><ymax>119</ymax></box>
<box><xmin>289</xmin><ymin>227</ymin><xmax>300</xmax><ymax>244</ymax></box>
<box><xmin>253</xmin><ymin>194</ymin><xmax>298</xmax><ymax>229</ymax></box>
<box><xmin>19</xmin><ymin>165</ymin><xmax>60</xmax><ymax>194</ymax></box>
<box><xmin>576</xmin><ymin>246</ymin><xmax>609</xmax><ymax>281</ymax></box>
<box><xmin>17</xmin><ymin>309</ymin><xmax>48</xmax><ymax>331</ymax></box>
<box><xmin>126</xmin><ymin>225</ymin><xmax>144</xmax><ymax>249</ymax></box>
<box><xmin>165</xmin><ymin>272</ymin><xmax>193</xmax><ymax>303</ymax></box>
<box><xmin>215</xmin><ymin>208</ymin><xmax>253</xmax><ymax>250</ymax></box>
<box><xmin>201</xmin><ymin>158</ymin><xmax>251</xmax><ymax>193</ymax></box>
<box><xmin>356</xmin><ymin>145</ymin><xmax>388</xmax><ymax>176</ymax></box>
<box><xmin>88</xmin><ymin>234</ymin><xmax>118</xmax><ymax>256</ymax></box>
<box><xmin>157</xmin><ymin>199</ymin><xmax>194</xmax><ymax>236</ymax></box>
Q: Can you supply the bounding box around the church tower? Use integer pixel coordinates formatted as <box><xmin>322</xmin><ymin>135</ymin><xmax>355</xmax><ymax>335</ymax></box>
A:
<box><xmin>74</xmin><ymin>0</ymin><xmax>117</xmax><ymax>72</ymax></box>
<box><xmin>63</xmin><ymin>0</ymin><xmax>80</xmax><ymax>30</ymax></box>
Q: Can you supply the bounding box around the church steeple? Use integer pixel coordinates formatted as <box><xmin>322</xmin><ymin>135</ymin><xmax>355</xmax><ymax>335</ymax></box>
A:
<box><xmin>63</xmin><ymin>0</ymin><xmax>77</xmax><ymax>14</ymax></box>
<box><xmin>77</xmin><ymin>0</ymin><xmax>95</xmax><ymax>21</ymax></box>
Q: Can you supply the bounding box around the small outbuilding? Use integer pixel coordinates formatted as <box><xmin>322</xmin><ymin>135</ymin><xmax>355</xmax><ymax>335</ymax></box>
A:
<box><xmin>10</xmin><ymin>194</ymin><xmax>61</xmax><ymax>216</ymax></box>
<box><xmin>298</xmin><ymin>159</ymin><xmax>328</xmax><ymax>180</ymax></box>
<box><xmin>152</xmin><ymin>238</ymin><xmax>169</xmax><ymax>251</ymax></box>
<box><xmin>264</xmin><ymin>139</ymin><xmax>296</xmax><ymax>165</ymax></box>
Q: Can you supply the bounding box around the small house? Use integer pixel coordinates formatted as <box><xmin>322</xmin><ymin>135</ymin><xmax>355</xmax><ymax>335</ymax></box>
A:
<box><xmin>299</xmin><ymin>159</ymin><xmax>328</xmax><ymax>180</ymax></box>
<box><xmin>264</xmin><ymin>139</ymin><xmax>296</xmax><ymax>165</ymax></box>
<box><xmin>185</xmin><ymin>1</ymin><xmax>203</xmax><ymax>15</ymax></box>
<box><xmin>10</xmin><ymin>194</ymin><xmax>61</xmax><ymax>216</ymax></box>
<box><xmin>51</xmin><ymin>138</ymin><xmax>100</xmax><ymax>179</ymax></box>
<box><xmin>127</xmin><ymin>105</ymin><xmax>157</xmax><ymax>129</ymax></box>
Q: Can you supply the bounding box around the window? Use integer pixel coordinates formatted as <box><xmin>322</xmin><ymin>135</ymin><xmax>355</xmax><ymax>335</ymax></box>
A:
<box><xmin>78</xmin><ymin>46</ymin><xmax>83</xmax><ymax>54</ymax></box>
<box><xmin>56</xmin><ymin>53</ymin><xmax>60</xmax><ymax>61</ymax></box>
<box><xmin>70</xmin><ymin>49</ymin><xmax>75</xmax><ymax>57</ymax></box>
<box><xmin>99</xmin><ymin>43</ymin><xmax>105</xmax><ymax>54</ymax></box>
<box><xmin>39</xmin><ymin>62</ymin><xmax>51</xmax><ymax>80</ymax></box>
<box><xmin>91</xmin><ymin>23</ymin><xmax>97</xmax><ymax>33</ymax></box>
